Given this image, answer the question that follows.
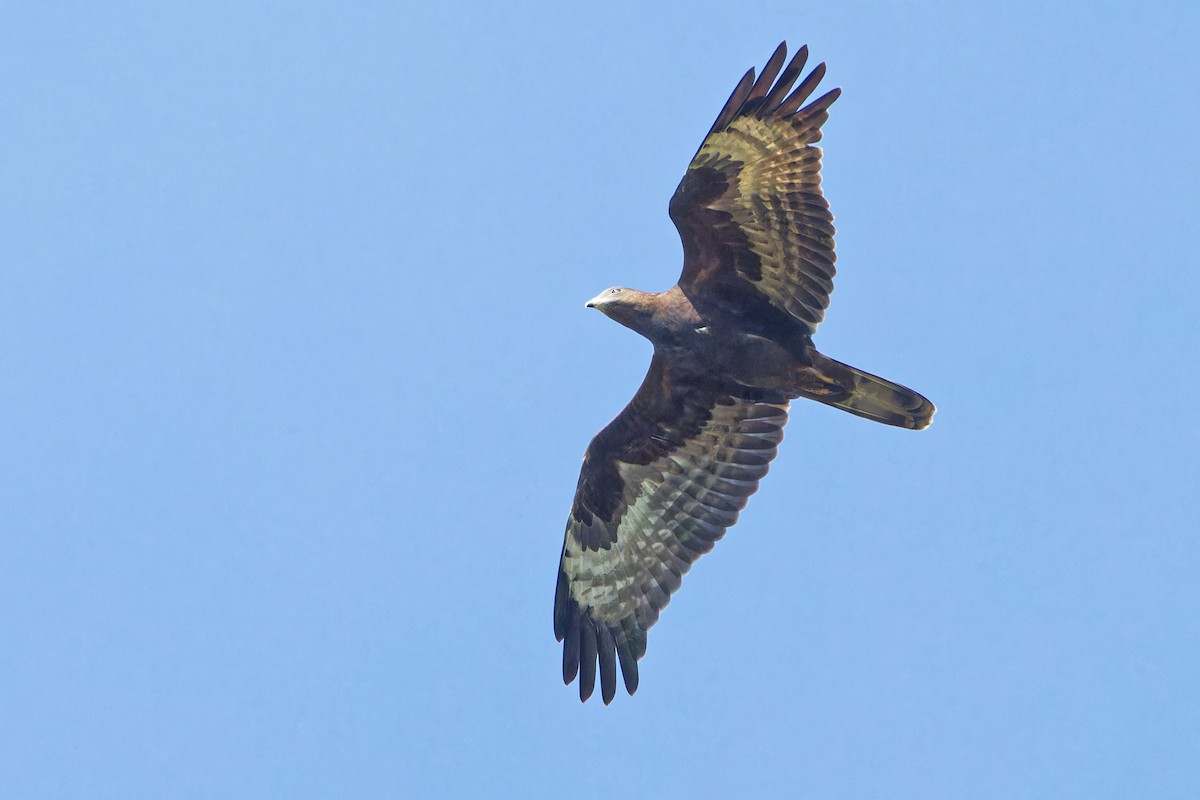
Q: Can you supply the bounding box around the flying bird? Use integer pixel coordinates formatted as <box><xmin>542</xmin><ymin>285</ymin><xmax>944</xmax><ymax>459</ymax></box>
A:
<box><xmin>554</xmin><ymin>42</ymin><xmax>935</xmax><ymax>704</ymax></box>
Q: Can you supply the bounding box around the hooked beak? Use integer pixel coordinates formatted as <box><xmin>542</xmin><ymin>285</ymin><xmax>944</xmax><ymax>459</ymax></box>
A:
<box><xmin>585</xmin><ymin>290</ymin><xmax>610</xmax><ymax>310</ymax></box>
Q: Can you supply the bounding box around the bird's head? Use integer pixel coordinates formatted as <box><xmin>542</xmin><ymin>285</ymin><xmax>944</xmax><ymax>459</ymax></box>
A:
<box><xmin>586</xmin><ymin>286</ymin><xmax>658</xmax><ymax>337</ymax></box>
<box><xmin>585</xmin><ymin>286</ymin><xmax>632</xmax><ymax>314</ymax></box>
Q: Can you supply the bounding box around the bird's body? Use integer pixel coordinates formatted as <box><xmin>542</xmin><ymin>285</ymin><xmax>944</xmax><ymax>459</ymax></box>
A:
<box><xmin>555</xmin><ymin>42</ymin><xmax>935</xmax><ymax>704</ymax></box>
<box><xmin>588</xmin><ymin>287</ymin><xmax>789</xmax><ymax>392</ymax></box>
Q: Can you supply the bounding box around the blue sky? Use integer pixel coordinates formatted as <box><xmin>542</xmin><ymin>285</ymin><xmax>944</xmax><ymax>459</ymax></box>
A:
<box><xmin>4</xmin><ymin>1</ymin><xmax>1199</xmax><ymax>797</ymax></box>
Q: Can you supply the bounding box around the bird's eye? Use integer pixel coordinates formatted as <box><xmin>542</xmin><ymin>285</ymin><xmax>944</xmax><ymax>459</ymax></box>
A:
<box><xmin>611</xmin><ymin>288</ymin><xmax>620</xmax><ymax>294</ymax></box>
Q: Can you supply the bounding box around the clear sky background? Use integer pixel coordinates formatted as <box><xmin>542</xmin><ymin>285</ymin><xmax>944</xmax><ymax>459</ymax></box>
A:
<box><xmin>4</xmin><ymin>1</ymin><xmax>1199</xmax><ymax>797</ymax></box>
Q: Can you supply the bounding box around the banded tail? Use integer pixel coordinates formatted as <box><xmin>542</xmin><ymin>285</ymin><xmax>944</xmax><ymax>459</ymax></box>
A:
<box><xmin>798</xmin><ymin>352</ymin><xmax>935</xmax><ymax>430</ymax></box>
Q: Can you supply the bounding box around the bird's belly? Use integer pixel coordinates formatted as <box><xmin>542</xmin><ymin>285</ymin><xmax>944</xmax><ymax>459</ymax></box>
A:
<box><xmin>691</xmin><ymin>329</ymin><xmax>805</xmax><ymax>391</ymax></box>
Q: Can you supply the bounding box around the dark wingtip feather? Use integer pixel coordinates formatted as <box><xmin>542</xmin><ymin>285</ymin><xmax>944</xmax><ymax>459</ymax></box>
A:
<box><xmin>598</xmin><ymin>626</ymin><xmax>618</xmax><ymax>705</ymax></box>
<box><xmin>805</xmin><ymin>87</ymin><xmax>842</xmax><ymax>117</ymax></box>
<box><xmin>705</xmin><ymin>66</ymin><xmax>756</xmax><ymax>138</ymax></box>
<box><xmin>559</xmin><ymin>582</ymin><xmax>644</xmax><ymax>702</ymax></box>
<box><xmin>747</xmin><ymin>42</ymin><xmax>788</xmax><ymax>102</ymax></box>
<box><xmin>553</xmin><ymin>567</ymin><xmax>570</xmax><ymax>641</ymax></box>
<box><xmin>700</xmin><ymin>43</ymin><xmax>839</xmax><ymax>145</ymax></box>
<box><xmin>578</xmin><ymin>620</ymin><xmax>597</xmax><ymax>702</ymax></box>
<box><xmin>762</xmin><ymin>44</ymin><xmax>809</xmax><ymax>115</ymax></box>
<box><xmin>561</xmin><ymin>611</ymin><xmax>580</xmax><ymax>684</ymax></box>
<box><xmin>776</xmin><ymin>62</ymin><xmax>828</xmax><ymax>117</ymax></box>
<box><xmin>616</xmin><ymin>636</ymin><xmax>639</xmax><ymax>695</ymax></box>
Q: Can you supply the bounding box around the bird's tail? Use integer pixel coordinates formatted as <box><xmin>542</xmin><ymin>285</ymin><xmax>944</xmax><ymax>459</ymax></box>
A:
<box><xmin>797</xmin><ymin>353</ymin><xmax>935</xmax><ymax>430</ymax></box>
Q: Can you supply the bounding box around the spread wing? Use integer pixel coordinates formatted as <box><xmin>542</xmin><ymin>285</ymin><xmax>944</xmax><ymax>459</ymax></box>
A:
<box><xmin>554</xmin><ymin>354</ymin><xmax>789</xmax><ymax>703</ymax></box>
<box><xmin>669</xmin><ymin>42</ymin><xmax>841</xmax><ymax>335</ymax></box>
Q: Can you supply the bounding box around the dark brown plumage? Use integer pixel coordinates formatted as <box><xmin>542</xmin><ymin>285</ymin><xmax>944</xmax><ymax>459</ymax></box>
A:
<box><xmin>554</xmin><ymin>42</ymin><xmax>935</xmax><ymax>704</ymax></box>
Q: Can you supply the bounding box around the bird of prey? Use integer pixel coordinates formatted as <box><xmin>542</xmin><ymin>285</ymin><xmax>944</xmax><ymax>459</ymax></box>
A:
<box><xmin>553</xmin><ymin>42</ymin><xmax>935</xmax><ymax>704</ymax></box>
